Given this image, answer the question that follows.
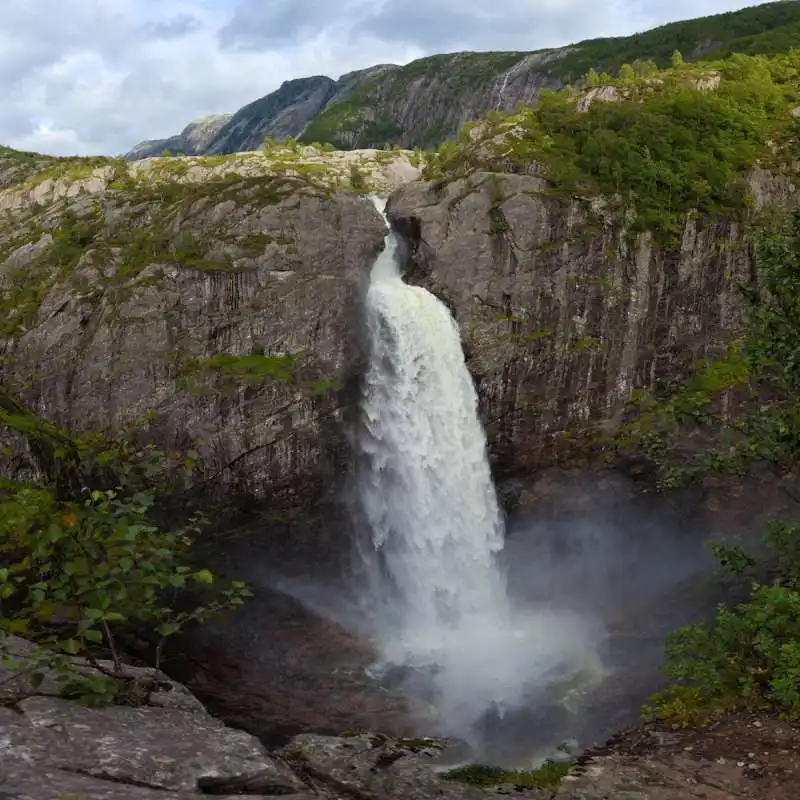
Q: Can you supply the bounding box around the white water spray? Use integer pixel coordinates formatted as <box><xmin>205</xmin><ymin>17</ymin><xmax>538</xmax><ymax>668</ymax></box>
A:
<box><xmin>357</xmin><ymin>199</ymin><xmax>603</xmax><ymax>745</ymax></box>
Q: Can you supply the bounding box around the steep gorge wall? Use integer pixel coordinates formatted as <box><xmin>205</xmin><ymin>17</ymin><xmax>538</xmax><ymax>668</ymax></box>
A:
<box><xmin>0</xmin><ymin>166</ymin><xmax>387</xmax><ymax>506</ymax></box>
<box><xmin>387</xmin><ymin>169</ymin><xmax>798</xmax><ymax>474</ymax></box>
<box><xmin>4</xmin><ymin>149</ymin><xmax>798</xmax><ymax>512</ymax></box>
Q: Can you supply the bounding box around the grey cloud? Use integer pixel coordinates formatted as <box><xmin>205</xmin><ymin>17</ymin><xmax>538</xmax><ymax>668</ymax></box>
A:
<box><xmin>218</xmin><ymin>0</ymin><xmax>337</xmax><ymax>50</ymax></box>
<box><xmin>354</xmin><ymin>0</ymin><xmax>636</xmax><ymax>53</ymax></box>
<box><xmin>143</xmin><ymin>14</ymin><xmax>202</xmax><ymax>40</ymax></box>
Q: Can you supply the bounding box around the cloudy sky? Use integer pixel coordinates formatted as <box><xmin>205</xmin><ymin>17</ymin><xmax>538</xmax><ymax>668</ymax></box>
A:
<box><xmin>1</xmin><ymin>0</ymin><xmax>774</xmax><ymax>156</ymax></box>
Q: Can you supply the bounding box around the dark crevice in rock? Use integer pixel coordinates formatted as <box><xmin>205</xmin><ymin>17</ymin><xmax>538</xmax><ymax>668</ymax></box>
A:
<box><xmin>197</xmin><ymin>768</ymin><xmax>303</xmax><ymax>795</ymax></box>
<box><xmin>56</xmin><ymin>766</ymin><xmax>174</xmax><ymax>792</ymax></box>
<box><xmin>0</xmin><ymin>699</ymin><xmax>28</xmax><ymax>714</ymax></box>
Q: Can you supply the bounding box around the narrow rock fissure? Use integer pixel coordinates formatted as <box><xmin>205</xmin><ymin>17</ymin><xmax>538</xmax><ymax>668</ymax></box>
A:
<box><xmin>196</xmin><ymin>768</ymin><xmax>303</xmax><ymax>796</ymax></box>
<box><xmin>55</xmin><ymin>766</ymin><xmax>175</xmax><ymax>792</ymax></box>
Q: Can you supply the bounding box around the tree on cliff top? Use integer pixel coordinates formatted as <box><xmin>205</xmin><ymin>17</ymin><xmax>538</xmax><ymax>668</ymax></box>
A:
<box><xmin>425</xmin><ymin>50</ymin><xmax>793</xmax><ymax>244</ymax></box>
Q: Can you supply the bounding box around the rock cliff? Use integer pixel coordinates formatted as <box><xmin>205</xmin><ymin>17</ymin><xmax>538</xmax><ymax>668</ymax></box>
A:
<box><xmin>0</xmin><ymin>145</ymin><xmax>422</xmax><ymax>504</ymax></box>
<box><xmin>386</xmin><ymin>167</ymin><xmax>797</xmax><ymax>475</ymax></box>
<box><xmin>124</xmin><ymin>114</ymin><xmax>233</xmax><ymax>160</ymax></box>
<box><xmin>125</xmin><ymin>2</ymin><xmax>800</xmax><ymax>155</ymax></box>
<box><xmin>204</xmin><ymin>67</ymin><xmax>399</xmax><ymax>156</ymax></box>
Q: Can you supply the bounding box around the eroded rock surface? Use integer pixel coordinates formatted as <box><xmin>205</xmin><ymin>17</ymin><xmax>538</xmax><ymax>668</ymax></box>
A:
<box><xmin>387</xmin><ymin>169</ymin><xmax>796</xmax><ymax>473</ymax></box>
<box><xmin>0</xmin><ymin>640</ymin><xmax>305</xmax><ymax>799</ymax></box>
<box><xmin>0</xmin><ymin>155</ymin><xmax>388</xmax><ymax>505</ymax></box>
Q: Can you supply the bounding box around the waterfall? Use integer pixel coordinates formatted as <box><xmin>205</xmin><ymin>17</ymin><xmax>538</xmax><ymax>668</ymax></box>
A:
<box><xmin>495</xmin><ymin>55</ymin><xmax>534</xmax><ymax>110</ymax></box>
<box><xmin>496</xmin><ymin>69</ymin><xmax>513</xmax><ymax>110</ymax></box>
<box><xmin>359</xmin><ymin>199</ymin><xmax>510</xmax><ymax>641</ymax></box>
<box><xmin>356</xmin><ymin>199</ymin><xmax>601</xmax><ymax>742</ymax></box>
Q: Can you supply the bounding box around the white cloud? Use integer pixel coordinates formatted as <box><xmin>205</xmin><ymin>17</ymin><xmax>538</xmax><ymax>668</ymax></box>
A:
<box><xmin>0</xmin><ymin>0</ymin><xmax>778</xmax><ymax>156</ymax></box>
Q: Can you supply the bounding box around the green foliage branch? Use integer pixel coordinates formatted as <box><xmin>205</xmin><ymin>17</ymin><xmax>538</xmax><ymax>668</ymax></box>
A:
<box><xmin>0</xmin><ymin>398</ymin><xmax>252</xmax><ymax>705</ymax></box>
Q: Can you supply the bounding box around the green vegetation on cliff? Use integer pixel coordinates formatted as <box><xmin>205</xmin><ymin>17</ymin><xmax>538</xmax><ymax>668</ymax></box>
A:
<box><xmin>624</xmin><ymin>210</ymin><xmax>800</xmax><ymax>726</ymax></box>
<box><xmin>425</xmin><ymin>50</ymin><xmax>799</xmax><ymax>242</ymax></box>
<box><xmin>0</xmin><ymin>146</ymin><xmax>117</xmax><ymax>190</ymax></box>
<box><xmin>551</xmin><ymin>0</ymin><xmax>800</xmax><ymax>80</ymax></box>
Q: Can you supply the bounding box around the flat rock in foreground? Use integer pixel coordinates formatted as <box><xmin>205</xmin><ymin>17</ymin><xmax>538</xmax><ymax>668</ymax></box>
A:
<box><xmin>2</xmin><ymin>635</ymin><xmax>800</xmax><ymax>798</ymax></box>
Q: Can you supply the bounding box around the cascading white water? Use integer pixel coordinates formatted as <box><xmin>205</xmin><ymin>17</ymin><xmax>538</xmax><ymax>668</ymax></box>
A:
<box><xmin>360</xmin><ymin>202</ymin><xmax>510</xmax><ymax>644</ymax></box>
<box><xmin>357</xmin><ymin>199</ymin><xmax>603</xmax><ymax>743</ymax></box>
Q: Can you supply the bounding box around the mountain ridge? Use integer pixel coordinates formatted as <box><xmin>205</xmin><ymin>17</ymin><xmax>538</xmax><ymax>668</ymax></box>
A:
<box><xmin>124</xmin><ymin>0</ymin><xmax>800</xmax><ymax>159</ymax></box>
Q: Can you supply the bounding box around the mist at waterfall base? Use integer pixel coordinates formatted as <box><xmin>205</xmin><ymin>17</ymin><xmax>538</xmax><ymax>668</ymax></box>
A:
<box><xmin>261</xmin><ymin>202</ymin><xmax>718</xmax><ymax>767</ymax></box>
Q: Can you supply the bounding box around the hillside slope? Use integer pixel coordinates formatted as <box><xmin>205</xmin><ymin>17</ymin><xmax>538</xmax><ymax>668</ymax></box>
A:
<box><xmin>125</xmin><ymin>66</ymin><xmax>398</xmax><ymax>160</ymax></box>
<box><xmin>126</xmin><ymin>1</ymin><xmax>800</xmax><ymax>156</ymax></box>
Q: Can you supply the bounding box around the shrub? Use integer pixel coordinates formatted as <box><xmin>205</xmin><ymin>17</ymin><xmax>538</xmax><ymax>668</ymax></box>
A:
<box><xmin>0</xmin><ymin>400</ymin><xmax>252</xmax><ymax>705</ymax></box>
<box><xmin>349</xmin><ymin>163</ymin><xmax>369</xmax><ymax>193</ymax></box>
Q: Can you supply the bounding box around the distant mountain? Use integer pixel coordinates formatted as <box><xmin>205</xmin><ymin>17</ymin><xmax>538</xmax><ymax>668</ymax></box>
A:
<box><xmin>203</xmin><ymin>66</ymin><xmax>397</xmax><ymax>155</ymax></box>
<box><xmin>125</xmin><ymin>115</ymin><xmax>232</xmax><ymax>160</ymax></box>
<box><xmin>125</xmin><ymin>0</ymin><xmax>800</xmax><ymax>158</ymax></box>
<box><xmin>125</xmin><ymin>66</ymin><xmax>396</xmax><ymax>160</ymax></box>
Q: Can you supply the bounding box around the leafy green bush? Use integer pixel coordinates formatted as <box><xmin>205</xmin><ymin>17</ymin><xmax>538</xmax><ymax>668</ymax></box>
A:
<box><xmin>0</xmin><ymin>481</ymin><xmax>251</xmax><ymax>702</ymax></box>
<box><xmin>0</xmin><ymin>395</ymin><xmax>252</xmax><ymax>704</ymax></box>
<box><xmin>645</xmin><ymin>523</ymin><xmax>800</xmax><ymax>726</ymax></box>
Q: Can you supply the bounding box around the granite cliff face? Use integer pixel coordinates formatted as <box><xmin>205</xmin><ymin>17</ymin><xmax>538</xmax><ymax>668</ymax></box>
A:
<box><xmin>124</xmin><ymin>115</ymin><xmax>233</xmax><ymax>160</ymax></box>
<box><xmin>125</xmin><ymin>67</ymin><xmax>397</xmax><ymax>160</ymax></box>
<box><xmin>0</xmin><ymin>146</ymin><xmax>425</xmax><ymax>505</ymax></box>
<box><xmin>125</xmin><ymin>2</ymin><xmax>800</xmax><ymax>155</ymax></box>
<box><xmin>2</xmin><ymin>140</ymin><xmax>797</xmax><ymax>503</ymax></box>
<box><xmin>386</xmin><ymin>168</ymin><xmax>797</xmax><ymax>475</ymax></box>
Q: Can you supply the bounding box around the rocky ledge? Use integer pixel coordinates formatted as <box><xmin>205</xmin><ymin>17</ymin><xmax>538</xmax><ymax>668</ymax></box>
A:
<box><xmin>2</xmin><ymin>637</ymin><xmax>799</xmax><ymax>800</ymax></box>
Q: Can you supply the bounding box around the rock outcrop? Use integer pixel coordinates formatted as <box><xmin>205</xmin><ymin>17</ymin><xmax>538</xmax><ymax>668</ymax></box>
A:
<box><xmin>0</xmin><ymin>637</ymin><xmax>309</xmax><ymax>799</ymax></box>
<box><xmin>386</xmin><ymin>168</ymin><xmax>796</xmax><ymax>474</ymax></box>
<box><xmin>124</xmin><ymin>114</ymin><xmax>233</xmax><ymax>160</ymax></box>
<box><xmin>2</xmin><ymin>636</ymin><xmax>798</xmax><ymax>799</ymax></box>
